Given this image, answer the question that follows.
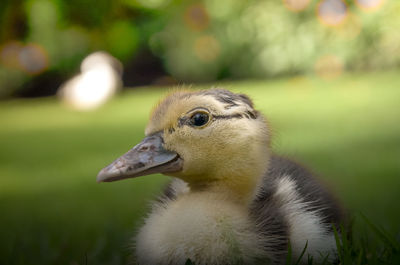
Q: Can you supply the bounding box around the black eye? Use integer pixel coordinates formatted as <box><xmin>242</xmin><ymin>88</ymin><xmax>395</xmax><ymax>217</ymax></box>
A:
<box><xmin>190</xmin><ymin>112</ymin><xmax>209</xmax><ymax>127</ymax></box>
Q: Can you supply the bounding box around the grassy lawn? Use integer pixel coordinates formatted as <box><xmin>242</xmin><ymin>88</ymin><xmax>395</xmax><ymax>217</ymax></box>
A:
<box><xmin>0</xmin><ymin>71</ymin><xmax>399</xmax><ymax>264</ymax></box>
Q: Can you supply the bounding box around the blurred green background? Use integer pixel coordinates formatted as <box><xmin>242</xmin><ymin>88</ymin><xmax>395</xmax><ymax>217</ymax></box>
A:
<box><xmin>0</xmin><ymin>0</ymin><xmax>399</xmax><ymax>264</ymax></box>
<box><xmin>1</xmin><ymin>0</ymin><xmax>400</xmax><ymax>97</ymax></box>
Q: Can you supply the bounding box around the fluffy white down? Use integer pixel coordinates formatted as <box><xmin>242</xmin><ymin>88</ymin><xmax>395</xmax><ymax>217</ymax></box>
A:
<box><xmin>135</xmin><ymin>192</ymin><xmax>268</xmax><ymax>265</ymax></box>
<box><xmin>274</xmin><ymin>176</ymin><xmax>337</xmax><ymax>262</ymax></box>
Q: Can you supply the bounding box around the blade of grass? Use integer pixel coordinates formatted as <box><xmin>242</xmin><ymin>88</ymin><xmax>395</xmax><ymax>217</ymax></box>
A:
<box><xmin>307</xmin><ymin>254</ymin><xmax>313</xmax><ymax>265</ymax></box>
<box><xmin>294</xmin><ymin>241</ymin><xmax>308</xmax><ymax>265</ymax></box>
<box><xmin>285</xmin><ymin>241</ymin><xmax>292</xmax><ymax>265</ymax></box>
<box><xmin>333</xmin><ymin>225</ymin><xmax>343</xmax><ymax>263</ymax></box>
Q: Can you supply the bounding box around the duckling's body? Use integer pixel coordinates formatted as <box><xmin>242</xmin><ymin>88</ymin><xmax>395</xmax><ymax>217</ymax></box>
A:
<box><xmin>137</xmin><ymin>183</ymin><xmax>267</xmax><ymax>264</ymax></box>
<box><xmin>137</xmin><ymin>156</ymin><xmax>341</xmax><ymax>264</ymax></box>
<box><xmin>97</xmin><ymin>89</ymin><xmax>343</xmax><ymax>264</ymax></box>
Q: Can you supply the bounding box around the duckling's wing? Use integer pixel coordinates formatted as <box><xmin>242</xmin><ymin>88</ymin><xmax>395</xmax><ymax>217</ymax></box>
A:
<box><xmin>266</xmin><ymin>155</ymin><xmax>343</xmax><ymax>227</ymax></box>
<box><xmin>251</xmin><ymin>155</ymin><xmax>344</xmax><ymax>262</ymax></box>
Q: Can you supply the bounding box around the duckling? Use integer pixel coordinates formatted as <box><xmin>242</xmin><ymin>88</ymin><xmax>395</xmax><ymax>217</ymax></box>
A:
<box><xmin>97</xmin><ymin>89</ymin><xmax>344</xmax><ymax>265</ymax></box>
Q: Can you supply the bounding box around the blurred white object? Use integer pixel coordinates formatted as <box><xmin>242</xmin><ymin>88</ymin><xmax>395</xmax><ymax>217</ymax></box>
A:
<box><xmin>58</xmin><ymin>51</ymin><xmax>123</xmax><ymax>110</ymax></box>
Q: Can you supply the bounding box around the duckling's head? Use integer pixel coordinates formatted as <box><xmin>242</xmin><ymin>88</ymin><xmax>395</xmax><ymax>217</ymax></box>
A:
<box><xmin>97</xmin><ymin>89</ymin><xmax>270</xmax><ymax>201</ymax></box>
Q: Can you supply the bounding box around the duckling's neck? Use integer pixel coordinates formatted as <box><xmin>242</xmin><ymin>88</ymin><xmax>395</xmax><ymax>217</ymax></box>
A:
<box><xmin>185</xmin><ymin>174</ymin><xmax>262</xmax><ymax>205</ymax></box>
<box><xmin>172</xmin><ymin>149</ymin><xmax>270</xmax><ymax>205</ymax></box>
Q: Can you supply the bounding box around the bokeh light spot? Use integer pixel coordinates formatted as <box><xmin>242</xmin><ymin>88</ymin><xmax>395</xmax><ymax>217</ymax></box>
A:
<box><xmin>0</xmin><ymin>41</ymin><xmax>24</xmax><ymax>69</ymax></box>
<box><xmin>58</xmin><ymin>52</ymin><xmax>122</xmax><ymax>111</ymax></box>
<box><xmin>184</xmin><ymin>4</ymin><xmax>209</xmax><ymax>31</ymax></box>
<box><xmin>314</xmin><ymin>55</ymin><xmax>344</xmax><ymax>79</ymax></box>
<box><xmin>194</xmin><ymin>35</ymin><xmax>220</xmax><ymax>62</ymax></box>
<box><xmin>283</xmin><ymin>0</ymin><xmax>311</xmax><ymax>12</ymax></box>
<box><xmin>0</xmin><ymin>41</ymin><xmax>48</xmax><ymax>75</ymax></box>
<box><xmin>18</xmin><ymin>43</ymin><xmax>49</xmax><ymax>75</ymax></box>
<box><xmin>355</xmin><ymin>0</ymin><xmax>385</xmax><ymax>11</ymax></box>
<box><xmin>317</xmin><ymin>0</ymin><xmax>348</xmax><ymax>27</ymax></box>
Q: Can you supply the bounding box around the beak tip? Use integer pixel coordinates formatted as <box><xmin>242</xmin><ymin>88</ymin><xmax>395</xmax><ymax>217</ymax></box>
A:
<box><xmin>96</xmin><ymin>167</ymin><xmax>113</xmax><ymax>183</ymax></box>
<box><xmin>96</xmin><ymin>172</ymin><xmax>105</xmax><ymax>183</ymax></box>
<box><xmin>96</xmin><ymin>165</ymin><xmax>125</xmax><ymax>183</ymax></box>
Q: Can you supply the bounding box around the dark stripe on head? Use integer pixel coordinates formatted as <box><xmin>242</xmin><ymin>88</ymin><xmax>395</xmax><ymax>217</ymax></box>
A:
<box><xmin>237</xmin><ymin>94</ymin><xmax>254</xmax><ymax>108</ymax></box>
<box><xmin>200</xmin><ymin>89</ymin><xmax>258</xmax><ymax>119</ymax></box>
<box><xmin>219</xmin><ymin>97</ymin><xmax>239</xmax><ymax>110</ymax></box>
<box><xmin>179</xmin><ymin>112</ymin><xmax>257</xmax><ymax>128</ymax></box>
<box><xmin>178</xmin><ymin>113</ymin><xmax>244</xmax><ymax>128</ymax></box>
<box><xmin>245</xmin><ymin>110</ymin><xmax>258</xmax><ymax>119</ymax></box>
<box><xmin>213</xmin><ymin>113</ymin><xmax>243</xmax><ymax>120</ymax></box>
<box><xmin>200</xmin><ymin>89</ymin><xmax>255</xmax><ymax>110</ymax></box>
<box><xmin>214</xmin><ymin>111</ymin><xmax>258</xmax><ymax>120</ymax></box>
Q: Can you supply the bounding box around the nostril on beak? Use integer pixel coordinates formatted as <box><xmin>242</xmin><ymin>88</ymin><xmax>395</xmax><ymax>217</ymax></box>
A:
<box><xmin>139</xmin><ymin>145</ymin><xmax>149</xmax><ymax>152</ymax></box>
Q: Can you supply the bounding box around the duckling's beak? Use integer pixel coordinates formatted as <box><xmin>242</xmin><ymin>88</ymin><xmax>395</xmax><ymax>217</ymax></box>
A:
<box><xmin>96</xmin><ymin>132</ymin><xmax>183</xmax><ymax>182</ymax></box>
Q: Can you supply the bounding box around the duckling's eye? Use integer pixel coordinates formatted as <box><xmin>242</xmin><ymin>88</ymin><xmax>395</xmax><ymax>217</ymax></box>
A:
<box><xmin>190</xmin><ymin>112</ymin><xmax>209</xmax><ymax>127</ymax></box>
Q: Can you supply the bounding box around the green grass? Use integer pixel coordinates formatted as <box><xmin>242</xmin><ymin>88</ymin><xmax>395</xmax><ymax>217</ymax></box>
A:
<box><xmin>0</xmin><ymin>71</ymin><xmax>399</xmax><ymax>264</ymax></box>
